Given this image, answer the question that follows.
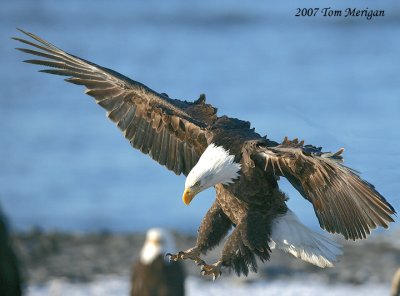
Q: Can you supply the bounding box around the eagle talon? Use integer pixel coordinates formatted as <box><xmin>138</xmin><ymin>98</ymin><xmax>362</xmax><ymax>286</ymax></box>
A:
<box><xmin>196</xmin><ymin>259</ymin><xmax>206</xmax><ymax>266</ymax></box>
<box><xmin>165</xmin><ymin>251</ymin><xmax>184</xmax><ymax>262</ymax></box>
<box><xmin>166</xmin><ymin>247</ymin><xmax>203</xmax><ymax>264</ymax></box>
<box><xmin>200</xmin><ymin>261</ymin><xmax>222</xmax><ymax>281</ymax></box>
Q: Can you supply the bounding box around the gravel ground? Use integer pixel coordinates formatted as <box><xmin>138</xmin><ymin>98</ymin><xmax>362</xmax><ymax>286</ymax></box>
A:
<box><xmin>11</xmin><ymin>227</ymin><xmax>400</xmax><ymax>286</ymax></box>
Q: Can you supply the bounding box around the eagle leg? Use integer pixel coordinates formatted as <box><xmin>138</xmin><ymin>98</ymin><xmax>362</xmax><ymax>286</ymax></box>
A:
<box><xmin>215</xmin><ymin>213</ymin><xmax>273</xmax><ymax>277</ymax></box>
<box><xmin>200</xmin><ymin>260</ymin><xmax>223</xmax><ymax>281</ymax></box>
<box><xmin>166</xmin><ymin>247</ymin><xmax>205</xmax><ymax>266</ymax></box>
<box><xmin>196</xmin><ymin>201</ymin><xmax>232</xmax><ymax>254</ymax></box>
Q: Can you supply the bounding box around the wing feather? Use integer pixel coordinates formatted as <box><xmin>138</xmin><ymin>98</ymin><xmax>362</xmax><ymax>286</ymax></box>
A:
<box><xmin>254</xmin><ymin>138</ymin><xmax>395</xmax><ymax>240</ymax></box>
<box><xmin>14</xmin><ymin>29</ymin><xmax>219</xmax><ymax>175</ymax></box>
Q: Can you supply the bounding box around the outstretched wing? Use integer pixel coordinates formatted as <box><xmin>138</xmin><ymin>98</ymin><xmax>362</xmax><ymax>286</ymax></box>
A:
<box><xmin>14</xmin><ymin>29</ymin><xmax>218</xmax><ymax>175</ymax></box>
<box><xmin>253</xmin><ymin>137</ymin><xmax>395</xmax><ymax>240</ymax></box>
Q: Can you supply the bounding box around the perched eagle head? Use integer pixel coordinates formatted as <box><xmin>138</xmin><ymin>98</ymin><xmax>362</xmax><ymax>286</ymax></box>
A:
<box><xmin>183</xmin><ymin>144</ymin><xmax>241</xmax><ymax>205</ymax></box>
<box><xmin>140</xmin><ymin>228</ymin><xmax>176</xmax><ymax>264</ymax></box>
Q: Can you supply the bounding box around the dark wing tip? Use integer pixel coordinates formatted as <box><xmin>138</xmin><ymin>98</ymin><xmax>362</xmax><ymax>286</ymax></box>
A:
<box><xmin>14</xmin><ymin>28</ymin><xmax>59</xmax><ymax>51</ymax></box>
<box><xmin>16</xmin><ymin>27</ymin><xmax>28</xmax><ymax>35</ymax></box>
<box><xmin>11</xmin><ymin>28</ymin><xmax>27</xmax><ymax>40</ymax></box>
<box><xmin>11</xmin><ymin>37</ymin><xmax>26</xmax><ymax>43</ymax></box>
<box><xmin>14</xmin><ymin>28</ymin><xmax>35</xmax><ymax>41</ymax></box>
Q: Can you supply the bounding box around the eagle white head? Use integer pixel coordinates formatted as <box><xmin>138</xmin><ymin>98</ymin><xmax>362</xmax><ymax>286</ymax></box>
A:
<box><xmin>140</xmin><ymin>228</ymin><xmax>176</xmax><ymax>264</ymax></box>
<box><xmin>183</xmin><ymin>144</ymin><xmax>241</xmax><ymax>205</ymax></box>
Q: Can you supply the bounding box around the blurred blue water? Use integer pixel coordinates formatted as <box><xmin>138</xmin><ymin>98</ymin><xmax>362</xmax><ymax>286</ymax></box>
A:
<box><xmin>0</xmin><ymin>0</ymin><xmax>399</xmax><ymax>232</ymax></box>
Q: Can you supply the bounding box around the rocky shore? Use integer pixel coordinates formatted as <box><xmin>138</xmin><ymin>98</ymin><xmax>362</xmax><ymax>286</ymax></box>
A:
<box><xmin>11</xmin><ymin>228</ymin><xmax>400</xmax><ymax>286</ymax></box>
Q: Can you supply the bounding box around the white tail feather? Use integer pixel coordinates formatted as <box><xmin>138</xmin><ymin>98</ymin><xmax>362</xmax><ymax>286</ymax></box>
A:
<box><xmin>270</xmin><ymin>209</ymin><xmax>343</xmax><ymax>268</ymax></box>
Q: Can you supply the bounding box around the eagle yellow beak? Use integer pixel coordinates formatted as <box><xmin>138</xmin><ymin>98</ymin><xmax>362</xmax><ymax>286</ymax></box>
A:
<box><xmin>182</xmin><ymin>188</ymin><xmax>198</xmax><ymax>205</ymax></box>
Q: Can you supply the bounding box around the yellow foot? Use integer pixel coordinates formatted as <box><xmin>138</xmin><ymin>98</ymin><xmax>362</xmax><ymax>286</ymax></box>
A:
<box><xmin>200</xmin><ymin>261</ymin><xmax>222</xmax><ymax>281</ymax></box>
<box><xmin>166</xmin><ymin>247</ymin><xmax>205</xmax><ymax>265</ymax></box>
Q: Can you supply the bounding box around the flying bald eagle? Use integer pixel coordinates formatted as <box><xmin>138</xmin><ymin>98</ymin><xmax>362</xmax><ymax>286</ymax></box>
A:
<box><xmin>131</xmin><ymin>228</ymin><xmax>185</xmax><ymax>296</ymax></box>
<box><xmin>14</xmin><ymin>29</ymin><xmax>395</xmax><ymax>280</ymax></box>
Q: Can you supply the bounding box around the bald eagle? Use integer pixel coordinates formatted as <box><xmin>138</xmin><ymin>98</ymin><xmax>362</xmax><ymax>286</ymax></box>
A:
<box><xmin>131</xmin><ymin>228</ymin><xmax>185</xmax><ymax>296</ymax></box>
<box><xmin>14</xmin><ymin>29</ymin><xmax>395</xmax><ymax>280</ymax></box>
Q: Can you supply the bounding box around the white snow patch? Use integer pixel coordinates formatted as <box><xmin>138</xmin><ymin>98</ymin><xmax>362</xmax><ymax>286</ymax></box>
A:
<box><xmin>27</xmin><ymin>275</ymin><xmax>390</xmax><ymax>296</ymax></box>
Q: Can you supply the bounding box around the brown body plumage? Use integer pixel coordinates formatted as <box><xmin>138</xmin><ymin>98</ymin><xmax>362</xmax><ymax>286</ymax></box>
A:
<box><xmin>131</xmin><ymin>255</ymin><xmax>185</xmax><ymax>296</ymax></box>
<box><xmin>14</xmin><ymin>29</ymin><xmax>395</xmax><ymax>278</ymax></box>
